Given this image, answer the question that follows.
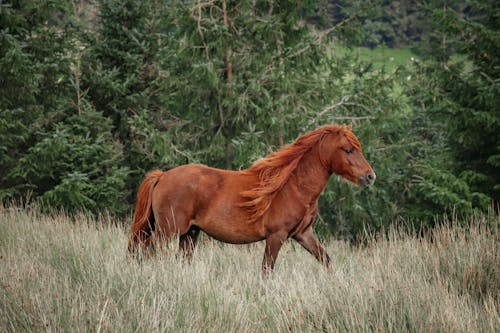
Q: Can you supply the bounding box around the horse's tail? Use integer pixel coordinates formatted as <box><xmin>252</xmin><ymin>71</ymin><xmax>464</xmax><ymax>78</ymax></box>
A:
<box><xmin>128</xmin><ymin>170</ymin><xmax>163</xmax><ymax>253</ymax></box>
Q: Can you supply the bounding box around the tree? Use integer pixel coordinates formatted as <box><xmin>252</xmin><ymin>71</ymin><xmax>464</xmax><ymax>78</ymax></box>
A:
<box><xmin>133</xmin><ymin>0</ymin><xmax>343</xmax><ymax>170</ymax></box>
<box><xmin>0</xmin><ymin>1</ymin><xmax>129</xmax><ymax>214</ymax></box>
<box><xmin>15</xmin><ymin>106</ymin><xmax>129</xmax><ymax>214</ymax></box>
<box><xmin>412</xmin><ymin>1</ymin><xmax>499</xmax><ymax>206</ymax></box>
<box><xmin>4</xmin><ymin>0</ymin><xmax>494</xmax><ymax>238</ymax></box>
<box><xmin>0</xmin><ymin>0</ymin><xmax>75</xmax><ymax>200</ymax></box>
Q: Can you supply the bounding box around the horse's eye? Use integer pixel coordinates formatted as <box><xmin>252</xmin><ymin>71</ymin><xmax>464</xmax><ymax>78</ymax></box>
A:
<box><xmin>345</xmin><ymin>149</ymin><xmax>353</xmax><ymax>154</ymax></box>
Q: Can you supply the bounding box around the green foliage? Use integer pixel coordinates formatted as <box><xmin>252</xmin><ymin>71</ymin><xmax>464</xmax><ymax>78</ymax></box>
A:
<box><xmin>408</xmin><ymin>1</ymin><xmax>499</xmax><ymax>204</ymax></box>
<box><xmin>12</xmin><ymin>107</ymin><xmax>129</xmax><ymax>214</ymax></box>
<box><xmin>83</xmin><ymin>0</ymin><xmax>159</xmax><ymax>130</ymax></box>
<box><xmin>147</xmin><ymin>0</ymin><xmax>340</xmax><ymax>169</ymax></box>
<box><xmin>1</xmin><ymin>0</ymin><xmax>498</xmax><ymax>238</ymax></box>
<box><xmin>0</xmin><ymin>1</ymin><xmax>128</xmax><ymax>214</ymax></box>
<box><xmin>81</xmin><ymin>0</ymin><xmax>164</xmax><ymax>194</ymax></box>
<box><xmin>329</xmin><ymin>0</ymin><xmax>424</xmax><ymax>48</ymax></box>
<box><xmin>0</xmin><ymin>0</ymin><xmax>75</xmax><ymax>197</ymax></box>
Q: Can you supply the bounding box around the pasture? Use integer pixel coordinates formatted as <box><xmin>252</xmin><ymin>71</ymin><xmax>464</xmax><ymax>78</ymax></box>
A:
<box><xmin>1</xmin><ymin>206</ymin><xmax>498</xmax><ymax>332</ymax></box>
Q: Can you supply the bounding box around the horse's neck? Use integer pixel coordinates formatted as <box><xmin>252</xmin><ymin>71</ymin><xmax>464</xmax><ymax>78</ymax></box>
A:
<box><xmin>291</xmin><ymin>145</ymin><xmax>331</xmax><ymax>201</ymax></box>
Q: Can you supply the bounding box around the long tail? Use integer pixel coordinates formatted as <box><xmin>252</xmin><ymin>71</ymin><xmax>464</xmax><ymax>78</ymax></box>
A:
<box><xmin>128</xmin><ymin>170</ymin><xmax>164</xmax><ymax>253</ymax></box>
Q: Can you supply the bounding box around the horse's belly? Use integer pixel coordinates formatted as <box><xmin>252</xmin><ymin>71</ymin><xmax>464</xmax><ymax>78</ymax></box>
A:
<box><xmin>197</xmin><ymin>218</ymin><xmax>265</xmax><ymax>244</ymax></box>
<box><xmin>205</xmin><ymin>231</ymin><xmax>265</xmax><ymax>244</ymax></box>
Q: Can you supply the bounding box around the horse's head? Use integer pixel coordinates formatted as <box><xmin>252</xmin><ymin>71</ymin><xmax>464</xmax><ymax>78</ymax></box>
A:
<box><xmin>321</xmin><ymin>125</ymin><xmax>376</xmax><ymax>186</ymax></box>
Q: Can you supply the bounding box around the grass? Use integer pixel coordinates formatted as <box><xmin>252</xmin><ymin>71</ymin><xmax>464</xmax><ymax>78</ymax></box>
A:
<box><xmin>332</xmin><ymin>45</ymin><xmax>417</xmax><ymax>72</ymax></box>
<box><xmin>0</xmin><ymin>206</ymin><xmax>499</xmax><ymax>332</ymax></box>
<box><xmin>356</xmin><ymin>46</ymin><xmax>416</xmax><ymax>70</ymax></box>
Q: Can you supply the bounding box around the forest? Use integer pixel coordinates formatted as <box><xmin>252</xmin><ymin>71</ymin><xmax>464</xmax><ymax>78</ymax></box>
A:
<box><xmin>1</xmin><ymin>0</ymin><xmax>499</xmax><ymax>238</ymax></box>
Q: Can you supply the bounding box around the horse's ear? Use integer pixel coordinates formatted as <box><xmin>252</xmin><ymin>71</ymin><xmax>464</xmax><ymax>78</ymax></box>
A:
<box><xmin>344</xmin><ymin>124</ymin><xmax>352</xmax><ymax>130</ymax></box>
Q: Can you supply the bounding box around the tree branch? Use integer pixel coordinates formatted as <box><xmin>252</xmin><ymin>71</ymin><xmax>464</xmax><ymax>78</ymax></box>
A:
<box><xmin>316</xmin><ymin>95</ymin><xmax>351</xmax><ymax>118</ymax></box>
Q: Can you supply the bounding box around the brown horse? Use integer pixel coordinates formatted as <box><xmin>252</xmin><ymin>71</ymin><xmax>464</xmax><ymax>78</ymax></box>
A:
<box><xmin>128</xmin><ymin>125</ymin><xmax>375</xmax><ymax>274</ymax></box>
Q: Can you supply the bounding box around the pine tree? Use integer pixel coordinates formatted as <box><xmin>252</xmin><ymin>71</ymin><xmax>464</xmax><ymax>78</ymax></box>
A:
<box><xmin>0</xmin><ymin>0</ymin><xmax>75</xmax><ymax>199</ymax></box>
<box><xmin>16</xmin><ymin>105</ymin><xmax>129</xmax><ymax>214</ymax></box>
<box><xmin>414</xmin><ymin>1</ymin><xmax>499</xmax><ymax>205</ymax></box>
<box><xmin>1</xmin><ymin>1</ymin><xmax>129</xmax><ymax>214</ymax></box>
<box><xmin>138</xmin><ymin>0</ymin><xmax>342</xmax><ymax>170</ymax></box>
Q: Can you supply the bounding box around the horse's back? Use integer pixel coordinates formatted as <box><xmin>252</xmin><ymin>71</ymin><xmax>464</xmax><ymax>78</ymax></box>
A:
<box><xmin>150</xmin><ymin>164</ymin><xmax>247</xmax><ymax>218</ymax></box>
<box><xmin>152</xmin><ymin>164</ymin><xmax>228</xmax><ymax>207</ymax></box>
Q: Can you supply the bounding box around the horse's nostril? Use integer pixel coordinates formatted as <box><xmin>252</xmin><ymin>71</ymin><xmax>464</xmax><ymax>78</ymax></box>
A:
<box><xmin>367</xmin><ymin>172</ymin><xmax>376</xmax><ymax>183</ymax></box>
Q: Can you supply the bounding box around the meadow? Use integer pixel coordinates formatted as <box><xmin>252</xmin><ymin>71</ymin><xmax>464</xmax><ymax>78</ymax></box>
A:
<box><xmin>1</xmin><ymin>206</ymin><xmax>498</xmax><ymax>332</ymax></box>
<box><xmin>332</xmin><ymin>46</ymin><xmax>416</xmax><ymax>71</ymax></box>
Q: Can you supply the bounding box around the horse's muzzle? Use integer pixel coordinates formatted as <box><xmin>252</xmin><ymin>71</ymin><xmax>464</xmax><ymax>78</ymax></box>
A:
<box><xmin>359</xmin><ymin>172</ymin><xmax>376</xmax><ymax>186</ymax></box>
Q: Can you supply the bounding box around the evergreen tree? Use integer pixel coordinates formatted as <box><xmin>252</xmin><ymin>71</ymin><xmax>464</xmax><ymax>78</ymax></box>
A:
<box><xmin>16</xmin><ymin>105</ymin><xmax>129</xmax><ymax>214</ymax></box>
<box><xmin>1</xmin><ymin>1</ymin><xmax>129</xmax><ymax>214</ymax></box>
<box><xmin>81</xmin><ymin>0</ymin><xmax>164</xmax><ymax>196</ymax></box>
<box><xmin>412</xmin><ymin>1</ymin><xmax>499</xmax><ymax>206</ymax></box>
<box><xmin>0</xmin><ymin>0</ymin><xmax>75</xmax><ymax>199</ymax></box>
<box><xmin>3</xmin><ymin>0</ymin><xmax>495</xmax><ymax>237</ymax></box>
<box><xmin>132</xmin><ymin>0</ymin><xmax>343</xmax><ymax>170</ymax></box>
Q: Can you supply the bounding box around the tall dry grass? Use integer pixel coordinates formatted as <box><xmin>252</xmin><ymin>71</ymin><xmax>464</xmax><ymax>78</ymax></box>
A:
<box><xmin>0</xmin><ymin>206</ymin><xmax>498</xmax><ymax>332</ymax></box>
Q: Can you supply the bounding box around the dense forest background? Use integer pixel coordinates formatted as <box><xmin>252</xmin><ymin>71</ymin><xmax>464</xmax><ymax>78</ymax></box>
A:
<box><xmin>1</xmin><ymin>0</ymin><xmax>498</xmax><ymax>239</ymax></box>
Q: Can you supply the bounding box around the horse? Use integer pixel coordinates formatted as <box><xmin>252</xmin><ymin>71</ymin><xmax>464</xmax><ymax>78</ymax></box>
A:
<box><xmin>128</xmin><ymin>125</ymin><xmax>375</xmax><ymax>275</ymax></box>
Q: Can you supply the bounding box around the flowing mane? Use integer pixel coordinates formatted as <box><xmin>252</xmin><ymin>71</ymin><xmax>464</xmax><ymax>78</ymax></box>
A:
<box><xmin>239</xmin><ymin>125</ymin><xmax>361</xmax><ymax>221</ymax></box>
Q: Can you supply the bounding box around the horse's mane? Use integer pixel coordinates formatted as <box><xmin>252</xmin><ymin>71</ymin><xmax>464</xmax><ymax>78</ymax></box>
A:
<box><xmin>240</xmin><ymin>125</ymin><xmax>361</xmax><ymax>221</ymax></box>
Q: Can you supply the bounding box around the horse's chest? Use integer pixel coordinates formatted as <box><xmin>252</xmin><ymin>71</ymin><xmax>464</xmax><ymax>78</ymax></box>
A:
<box><xmin>265</xmin><ymin>198</ymin><xmax>317</xmax><ymax>236</ymax></box>
<box><xmin>289</xmin><ymin>202</ymin><xmax>317</xmax><ymax>236</ymax></box>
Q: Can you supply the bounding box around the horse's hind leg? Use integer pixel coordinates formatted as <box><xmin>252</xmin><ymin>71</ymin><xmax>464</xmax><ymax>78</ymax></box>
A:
<box><xmin>135</xmin><ymin>234</ymin><xmax>157</xmax><ymax>260</ymax></box>
<box><xmin>179</xmin><ymin>225</ymin><xmax>200</xmax><ymax>262</ymax></box>
<box><xmin>128</xmin><ymin>219</ymin><xmax>156</xmax><ymax>260</ymax></box>
<box><xmin>153</xmin><ymin>208</ymin><xmax>193</xmax><ymax>253</ymax></box>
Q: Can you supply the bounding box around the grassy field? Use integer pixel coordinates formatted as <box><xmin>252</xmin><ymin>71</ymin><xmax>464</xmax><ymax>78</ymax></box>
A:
<box><xmin>356</xmin><ymin>46</ymin><xmax>416</xmax><ymax>70</ymax></box>
<box><xmin>333</xmin><ymin>45</ymin><xmax>416</xmax><ymax>72</ymax></box>
<box><xmin>0</xmin><ymin>206</ymin><xmax>498</xmax><ymax>332</ymax></box>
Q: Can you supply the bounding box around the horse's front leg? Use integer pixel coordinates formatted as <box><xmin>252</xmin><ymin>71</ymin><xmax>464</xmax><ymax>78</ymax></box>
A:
<box><xmin>262</xmin><ymin>231</ymin><xmax>288</xmax><ymax>277</ymax></box>
<box><xmin>293</xmin><ymin>226</ymin><xmax>330</xmax><ymax>267</ymax></box>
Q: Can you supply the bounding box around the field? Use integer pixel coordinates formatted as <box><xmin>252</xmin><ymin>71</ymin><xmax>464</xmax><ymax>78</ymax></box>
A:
<box><xmin>356</xmin><ymin>46</ymin><xmax>416</xmax><ymax>70</ymax></box>
<box><xmin>1</xmin><ymin>206</ymin><xmax>499</xmax><ymax>332</ymax></box>
<box><xmin>333</xmin><ymin>46</ymin><xmax>417</xmax><ymax>71</ymax></box>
